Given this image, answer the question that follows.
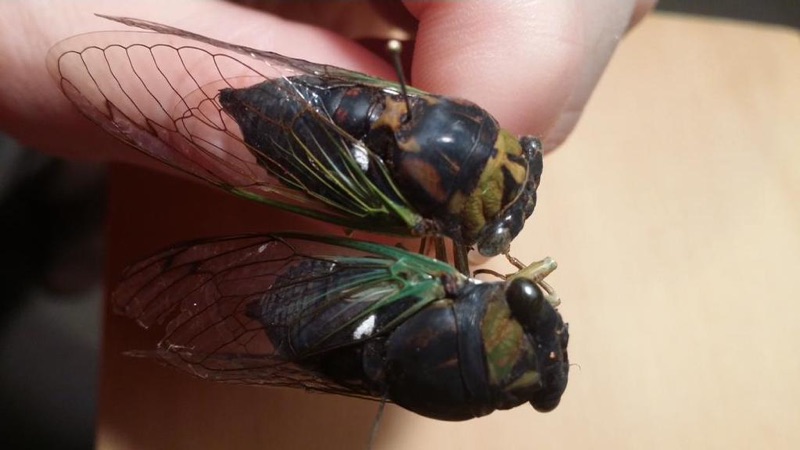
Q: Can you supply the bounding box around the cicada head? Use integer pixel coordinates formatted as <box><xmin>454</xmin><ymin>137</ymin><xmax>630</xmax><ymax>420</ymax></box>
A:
<box><xmin>502</xmin><ymin>277</ymin><xmax>569</xmax><ymax>412</ymax></box>
<box><xmin>479</xmin><ymin>277</ymin><xmax>568</xmax><ymax>413</ymax></box>
<box><xmin>374</xmin><ymin>278</ymin><xmax>568</xmax><ymax>420</ymax></box>
<box><xmin>475</xmin><ymin>135</ymin><xmax>543</xmax><ymax>256</ymax></box>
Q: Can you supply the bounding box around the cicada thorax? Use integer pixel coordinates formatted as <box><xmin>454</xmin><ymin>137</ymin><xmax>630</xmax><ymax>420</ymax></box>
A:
<box><xmin>219</xmin><ymin>75</ymin><xmax>543</xmax><ymax>254</ymax></box>
<box><xmin>382</xmin><ymin>280</ymin><xmax>569</xmax><ymax>420</ymax></box>
<box><xmin>379</xmin><ymin>282</ymin><xmax>530</xmax><ymax>420</ymax></box>
<box><xmin>368</xmin><ymin>93</ymin><xmax>540</xmax><ymax>254</ymax></box>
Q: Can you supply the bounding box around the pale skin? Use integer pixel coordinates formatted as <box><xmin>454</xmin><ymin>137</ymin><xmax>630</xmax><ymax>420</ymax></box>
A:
<box><xmin>0</xmin><ymin>0</ymin><xmax>656</xmax><ymax>167</ymax></box>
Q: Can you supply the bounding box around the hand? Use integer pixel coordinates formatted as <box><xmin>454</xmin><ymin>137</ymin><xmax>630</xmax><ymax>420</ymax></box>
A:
<box><xmin>401</xmin><ymin>0</ymin><xmax>657</xmax><ymax>149</ymax></box>
<box><xmin>0</xmin><ymin>0</ymin><xmax>655</xmax><ymax>165</ymax></box>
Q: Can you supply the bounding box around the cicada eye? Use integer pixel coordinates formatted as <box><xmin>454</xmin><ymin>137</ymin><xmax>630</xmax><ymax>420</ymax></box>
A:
<box><xmin>529</xmin><ymin>389</ymin><xmax>561</xmax><ymax>412</ymax></box>
<box><xmin>476</xmin><ymin>224</ymin><xmax>511</xmax><ymax>256</ymax></box>
<box><xmin>529</xmin><ymin>357</ymin><xmax>568</xmax><ymax>413</ymax></box>
<box><xmin>519</xmin><ymin>136</ymin><xmax>543</xmax><ymax>159</ymax></box>
<box><xmin>519</xmin><ymin>135</ymin><xmax>543</xmax><ymax>190</ymax></box>
<box><xmin>505</xmin><ymin>278</ymin><xmax>545</xmax><ymax>327</ymax></box>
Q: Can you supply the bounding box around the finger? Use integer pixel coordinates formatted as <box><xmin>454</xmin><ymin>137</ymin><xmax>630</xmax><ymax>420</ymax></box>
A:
<box><xmin>404</xmin><ymin>0</ymin><xmax>583</xmax><ymax>142</ymax></box>
<box><xmin>629</xmin><ymin>0</ymin><xmax>659</xmax><ymax>30</ymax></box>
<box><xmin>404</xmin><ymin>0</ymin><xmax>656</xmax><ymax>150</ymax></box>
<box><xmin>546</xmin><ymin>0</ymin><xmax>657</xmax><ymax>149</ymax></box>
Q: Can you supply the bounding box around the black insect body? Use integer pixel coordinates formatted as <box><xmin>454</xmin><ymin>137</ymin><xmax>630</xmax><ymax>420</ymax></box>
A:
<box><xmin>218</xmin><ymin>75</ymin><xmax>543</xmax><ymax>257</ymax></box>
<box><xmin>114</xmin><ymin>234</ymin><xmax>569</xmax><ymax>420</ymax></box>
<box><xmin>48</xmin><ymin>15</ymin><xmax>545</xmax><ymax>269</ymax></box>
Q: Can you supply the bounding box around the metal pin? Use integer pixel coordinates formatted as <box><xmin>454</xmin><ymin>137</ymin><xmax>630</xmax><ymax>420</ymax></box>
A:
<box><xmin>387</xmin><ymin>39</ymin><xmax>412</xmax><ymax>121</ymax></box>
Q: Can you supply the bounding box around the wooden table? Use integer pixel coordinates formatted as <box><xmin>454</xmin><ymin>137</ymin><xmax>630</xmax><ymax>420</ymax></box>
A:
<box><xmin>99</xmin><ymin>13</ymin><xmax>800</xmax><ymax>450</ymax></box>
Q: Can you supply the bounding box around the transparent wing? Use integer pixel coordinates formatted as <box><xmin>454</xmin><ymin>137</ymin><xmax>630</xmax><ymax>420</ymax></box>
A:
<box><xmin>113</xmin><ymin>233</ymin><xmax>461</xmax><ymax>396</ymax></box>
<box><xmin>47</xmin><ymin>15</ymin><xmax>421</xmax><ymax>231</ymax></box>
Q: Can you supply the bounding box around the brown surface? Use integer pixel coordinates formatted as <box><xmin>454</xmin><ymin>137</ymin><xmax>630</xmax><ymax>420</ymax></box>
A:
<box><xmin>99</xmin><ymin>13</ymin><xmax>800</xmax><ymax>450</ymax></box>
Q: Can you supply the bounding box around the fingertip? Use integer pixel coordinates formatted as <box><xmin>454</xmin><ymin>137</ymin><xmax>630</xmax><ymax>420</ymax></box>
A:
<box><xmin>405</xmin><ymin>1</ymin><xmax>584</xmax><ymax>138</ymax></box>
<box><xmin>628</xmin><ymin>0</ymin><xmax>659</xmax><ymax>30</ymax></box>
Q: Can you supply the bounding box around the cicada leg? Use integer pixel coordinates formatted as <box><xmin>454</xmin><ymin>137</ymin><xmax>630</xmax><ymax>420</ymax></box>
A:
<box><xmin>538</xmin><ymin>280</ymin><xmax>561</xmax><ymax>307</ymax></box>
<box><xmin>505</xmin><ymin>252</ymin><xmax>528</xmax><ymax>270</ymax></box>
<box><xmin>471</xmin><ymin>267</ymin><xmax>506</xmax><ymax>279</ymax></box>
<box><xmin>413</xmin><ymin>236</ymin><xmax>444</xmax><ymax>260</ymax></box>
<box><xmin>433</xmin><ymin>236</ymin><xmax>448</xmax><ymax>265</ymax></box>
<box><xmin>367</xmin><ymin>396</ymin><xmax>388</xmax><ymax>450</ymax></box>
<box><xmin>417</xmin><ymin>237</ymin><xmax>427</xmax><ymax>254</ymax></box>
<box><xmin>452</xmin><ymin>241</ymin><xmax>470</xmax><ymax>276</ymax></box>
<box><xmin>475</xmin><ymin>256</ymin><xmax>561</xmax><ymax>307</ymax></box>
<box><xmin>509</xmin><ymin>257</ymin><xmax>561</xmax><ymax>307</ymax></box>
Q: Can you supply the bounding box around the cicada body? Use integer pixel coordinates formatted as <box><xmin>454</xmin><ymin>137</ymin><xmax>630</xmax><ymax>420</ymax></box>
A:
<box><xmin>114</xmin><ymin>234</ymin><xmax>569</xmax><ymax>419</ymax></box>
<box><xmin>47</xmin><ymin>16</ymin><xmax>543</xmax><ymax>260</ymax></box>
<box><xmin>219</xmin><ymin>75</ymin><xmax>543</xmax><ymax>256</ymax></box>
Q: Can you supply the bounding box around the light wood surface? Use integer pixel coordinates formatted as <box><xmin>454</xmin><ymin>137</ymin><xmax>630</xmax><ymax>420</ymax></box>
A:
<box><xmin>99</xmin><ymin>13</ymin><xmax>800</xmax><ymax>450</ymax></box>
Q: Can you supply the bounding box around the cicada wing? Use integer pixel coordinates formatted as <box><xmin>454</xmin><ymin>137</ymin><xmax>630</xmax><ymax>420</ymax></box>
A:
<box><xmin>91</xmin><ymin>15</ymin><xmax>423</xmax><ymax>93</ymax></box>
<box><xmin>47</xmin><ymin>16</ymin><xmax>420</xmax><ymax>231</ymax></box>
<box><xmin>126</xmin><ymin>349</ymin><xmax>379</xmax><ymax>399</ymax></box>
<box><xmin>113</xmin><ymin>234</ymin><xmax>460</xmax><ymax>395</ymax></box>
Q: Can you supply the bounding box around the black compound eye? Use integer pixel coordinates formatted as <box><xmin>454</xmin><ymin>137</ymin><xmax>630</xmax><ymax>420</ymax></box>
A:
<box><xmin>529</xmin><ymin>363</ymin><xmax>568</xmax><ymax>413</ymax></box>
<box><xmin>530</xmin><ymin>392</ymin><xmax>561</xmax><ymax>412</ymax></box>
<box><xmin>519</xmin><ymin>136</ymin><xmax>542</xmax><ymax>167</ymax></box>
<box><xmin>477</xmin><ymin>224</ymin><xmax>511</xmax><ymax>256</ymax></box>
<box><xmin>506</xmin><ymin>278</ymin><xmax>545</xmax><ymax>328</ymax></box>
<box><xmin>520</xmin><ymin>136</ymin><xmax>542</xmax><ymax>155</ymax></box>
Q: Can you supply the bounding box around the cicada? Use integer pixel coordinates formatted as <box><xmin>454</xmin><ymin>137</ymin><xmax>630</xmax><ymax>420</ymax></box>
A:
<box><xmin>47</xmin><ymin>15</ymin><xmax>544</xmax><ymax>271</ymax></box>
<box><xmin>114</xmin><ymin>233</ymin><xmax>569</xmax><ymax>420</ymax></box>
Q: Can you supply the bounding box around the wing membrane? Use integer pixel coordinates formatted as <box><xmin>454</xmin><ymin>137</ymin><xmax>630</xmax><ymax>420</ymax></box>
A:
<box><xmin>113</xmin><ymin>234</ymin><xmax>461</xmax><ymax>395</ymax></box>
<box><xmin>47</xmin><ymin>15</ymin><xmax>421</xmax><ymax>231</ymax></box>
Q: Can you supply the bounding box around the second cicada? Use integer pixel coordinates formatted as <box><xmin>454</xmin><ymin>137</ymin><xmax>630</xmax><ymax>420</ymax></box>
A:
<box><xmin>47</xmin><ymin>16</ymin><xmax>545</xmax><ymax>271</ymax></box>
<box><xmin>114</xmin><ymin>233</ymin><xmax>569</xmax><ymax>420</ymax></box>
